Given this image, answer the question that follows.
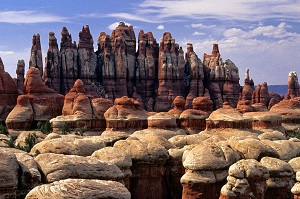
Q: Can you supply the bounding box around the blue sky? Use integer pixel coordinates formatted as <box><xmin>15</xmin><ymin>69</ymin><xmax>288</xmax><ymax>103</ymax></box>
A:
<box><xmin>0</xmin><ymin>0</ymin><xmax>299</xmax><ymax>85</ymax></box>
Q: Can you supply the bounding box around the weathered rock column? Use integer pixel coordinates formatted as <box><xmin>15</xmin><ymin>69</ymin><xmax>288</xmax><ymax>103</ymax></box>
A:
<box><xmin>16</xmin><ymin>59</ymin><xmax>25</xmax><ymax>92</ymax></box>
<box><xmin>185</xmin><ymin>43</ymin><xmax>204</xmax><ymax>108</ymax></box>
<box><xmin>155</xmin><ymin>32</ymin><xmax>185</xmax><ymax>111</ymax></box>
<box><xmin>180</xmin><ymin>97</ymin><xmax>212</xmax><ymax>133</ymax></box>
<box><xmin>136</xmin><ymin>30</ymin><xmax>159</xmax><ymax>110</ymax></box>
<box><xmin>181</xmin><ymin>142</ymin><xmax>241</xmax><ymax>199</ymax></box>
<box><xmin>260</xmin><ymin>157</ymin><xmax>294</xmax><ymax>199</ymax></box>
<box><xmin>60</xmin><ymin>26</ymin><xmax>79</xmax><ymax>94</ymax></box>
<box><xmin>114</xmin><ymin>139</ymin><xmax>169</xmax><ymax>199</ymax></box>
<box><xmin>104</xmin><ymin>96</ymin><xmax>149</xmax><ymax>131</ymax></box>
<box><xmin>44</xmin><ymin>31</ymin><xmax>61</xmax><ymax>92</ymax></box>
<box><xmin>30</xmin><ymin>33</ymin><xmax>43</xmax><ymax>76</ymax></box>
<box><xmin>220</xmin><ymin>159</ymin><xmax>269</xmax><ymax>199</ymax></box>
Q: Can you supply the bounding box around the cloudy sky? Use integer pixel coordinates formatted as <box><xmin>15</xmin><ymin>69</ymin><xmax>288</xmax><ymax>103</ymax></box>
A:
<box><xmin>0</xmin><ymin>0</ymin><xmax>299</xmax><ymax>85</ymax></box>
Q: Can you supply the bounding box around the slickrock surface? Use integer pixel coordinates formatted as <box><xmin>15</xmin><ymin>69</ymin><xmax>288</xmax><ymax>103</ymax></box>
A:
<box><xmin>91</xmin><ymin>146</ymin><xmax>132</xmax><ymax>189</ymax></box>
<box><xmin>260</xmin><ymin>139</ymin><xmax>300</xmax><ymax>161</ymax></box>
<box><xmin>25</xmin><ymin>179</ymin><xmax>131</xmax><ymax>199</ymax></box>
<box><xmin>30</xmin><ymin>134</ymin><xmax>108</xmax><ymax>156</ymax></box>
<box><xmin>6</xmin><ymin>95</ymin><xmax>34</xmax><ymax>129</ymax></box>
<box><xmin>223</xmin><ymin>138</ymin><xmax>279</xmax><ymax>160</ymax></box>
<box><xmin>35</xmin><ymin>153</ymin><xmax>124</xmax><ymax>183</ymax></box>
<box><xmin>270</xmin><ymin>97</ymin><xmax>300</xmax><ymax>125</ymax></box>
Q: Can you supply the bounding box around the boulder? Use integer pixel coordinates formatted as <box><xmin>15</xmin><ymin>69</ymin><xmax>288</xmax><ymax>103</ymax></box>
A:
<box><xmin>6</xmin><ymin>95</ymin><xmax>34</xmax><ymax>129</ymax></box>
<box><xmin>0</xmin><ymin>151</ymin><xmax>19</xmax><ymax>199</ymax></box>
<box><xmin>261</xmin><ymin>157</ymin><xmax>294</xmax><ymax>198</ymax></box>
<box><xmin>30</xmin><ymin>134</ymin><xmax>108</xmax><ymax>156</ymax></box>
<box><xmin>114</xmin><ymin>139</ymin><xmax>169</xmax><ymax>199</ymax></box>
<box><xmin>25</xmin><ymin>179</ymin><xmax>131</xmax><ymax>199</ymax></box>
<box><xmin>220</xmin><ymin>159</ymin><xmax>269</xmax><ymax>199</ymax></box>
<box><xmin>291</xmin><ymin>171</ymin><xmax>300</xmax><ymax>198</ymax></box>
<box><xmin>181</xmin><ymin>142</ymin><xmax>241</xmax><ymax>199</ymax></box>
<box><xmin>35</xmin><ymin>153</ymin><xmax>124</xmax><ymax>182</ymax></box>
<box><xmin>91</xmin><ymin>146</ymin><xmax>132</xmax><ymax>189</ymax></box>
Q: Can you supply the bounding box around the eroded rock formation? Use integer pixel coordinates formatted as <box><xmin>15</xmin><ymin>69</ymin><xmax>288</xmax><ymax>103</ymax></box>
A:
<box><xmin>0</xmin><ymin>57</ymin><xmax>20</xmax><ymax>121</ymax></box>
<box><xmin>30</xmin><ymin>34</ymin><xmax>43</xmax><ymax>76</ymax></box>
<box><xmin>203</xmin><ymin>44</ymin><xmax>240</xmax><ymax>109</ymax></box>
<box><xmin>6</xmin><ymin>67</ymin><xmax>64</xmax><ymax>129</ymax></box>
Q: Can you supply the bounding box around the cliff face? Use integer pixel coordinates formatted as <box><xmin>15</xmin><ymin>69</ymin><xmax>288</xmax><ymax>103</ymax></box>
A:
<box><xmin>203</xmin><ymin>44</ymin><xmax>240</xmax><ymax>109</ymax></box>
<box><xmin>29</xmin><ymin>22</ymin><xmax>243</xmax><ymax>111</ymax></box>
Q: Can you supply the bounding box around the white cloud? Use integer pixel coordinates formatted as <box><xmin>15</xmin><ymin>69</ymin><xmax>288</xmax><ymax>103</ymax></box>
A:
<box><xmin>107</xmin><ymin>21</ymin><xmax>132</xmax><ymax>31</ymax></box>
<box><xmin>156</xmin><ymin>25</ymin><xmax>164</xmax><ymax>30</ymax></box>
<box><xmin>104</xmin><ymin>13</ymin><xmax>159</xmax><ymax>23</ymax></box>
<box><xmin>0</xmin><ymin>10</ymin><xmax>68</xmax><ymax>23</ymax></box>
<box><xmin>191</xmin><ymin>23</ymin><xmax>216</xmax><ymax>29</ymax></box>
<box><xmin>0</xmin><ymin>51</ymin><xmax>14</xmax><ymax>55</ymax></box>
<box><xmin>192</xmin><ymin>31</ymin><xmax>205</xmax><ymax>36</ymax></box>
<box><xmin>137</xmin><ymin>0</ymin><xmax>300</xmax><ymax>22</ymax></box>
<box><xmin>223</xmin><ymin>22</ymin><xmax>298</xmax><ymax>39</ymax></box>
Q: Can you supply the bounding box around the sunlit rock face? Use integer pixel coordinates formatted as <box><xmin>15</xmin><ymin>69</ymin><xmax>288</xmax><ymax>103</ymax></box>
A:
<box><xmin>203</xmin><ymin>44</ymin><xmax>240</xmax><ymax>109</ymax></box>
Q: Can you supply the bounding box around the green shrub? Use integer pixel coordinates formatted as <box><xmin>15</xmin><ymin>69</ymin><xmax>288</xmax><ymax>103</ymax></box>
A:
<box><xmin>6</xmin><ymin>135</ymin><xmax>18</xmax><ymax>148</ymax></box>
<box><xmin>16</xmin><ymin>133</ymin><xmax>37</xmax><ymax>153</ymax></box>
<box><xmin>61</xmin><ymin>124</ymin><xmax>70</xmax><ymax>135</ymax></box>
<box><xmin>37</xmin><ymin>121</ymin><xmax>52</xmax><ymax>134</ymax></box>
<box><xmin>0</xmin><ymin>123</ymin><xmax>8</xmax><ymax>135</ymax></box>
<box><xmin>79</xmin><ymin>126</ymin><xmax>87</xmax><ymax>136</ymax></box>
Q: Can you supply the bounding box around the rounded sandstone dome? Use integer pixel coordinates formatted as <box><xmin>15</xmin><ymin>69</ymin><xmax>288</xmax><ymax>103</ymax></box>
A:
<box><xmin>173</xmin><ymin>96</ymin><xmax>185</xmax><ymax>107</ymax></box>
<box><xmin>73</xmin><ymin>79</ymin><xmax>85</xmax><ymax>93</ymax></box>
<box><xmin>183</xmin><ymin>142</ymin><xmax>240</xmax><ymax>170</ymax></box>
<box><xmin>209</xmin><ymin>105</ymin><xmax>251</xmax><ymax>122</ymax></box>
<box><xmin>148</xmin><ymin>112</ymin><xmax>177</xmax><ymax>128</ymax></box>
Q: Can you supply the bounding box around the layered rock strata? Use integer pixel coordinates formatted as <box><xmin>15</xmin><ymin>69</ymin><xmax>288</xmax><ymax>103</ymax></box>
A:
<box><xmin>50</xmin><ymin>79</ymin><xmax>113</xmax><ymax>131</ymax></box>
<box><xmin>287</xmin><ymin>71</ymin><xmax>300</xmax><ymax>99</ymax></box>
<box><xmin>30</xmin><ymin>34</ymin><xmax>43</xmax><ymax>76</ymax></box>
<box><xmin>114</xmin><ymin>139</ymin><xmax>169</xmax><ymax>199</ymax></box>
<box><xmin>206</xmin><ymin>102</ymin><xmax>252</xmax><ymax>129</ymax></box>
<box><xmin>0</xmin><ymin>58</ymin><xmax>20</xmax><ymax>121</ymax></box>
<box><xmin>6</xmin><ymin>67</ymin><xmax>64</xmax><ymax>129</ymax></box>
<box><xmin>180</xmin><ymin>97</ymin><xmax>212</xmax><ymax>133</ymax></box>
<box><xmin>104</xmin><ymin>96</ymin><xmax>148</xmax><ymax>131</ymax></box>
<box><xmin>15</xmin><ymin>59</ymin><xmax>25</xmax><ymax>92</ymax></box>
<box><xmin>203</xmin><ymin>44</ymin><xmax>240</xmax><ymax>109</ymax></box>
<box><xmin>155</xmin><ymin>32</ymin><xmax>186</xmax><ymax>111</ymax></box>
